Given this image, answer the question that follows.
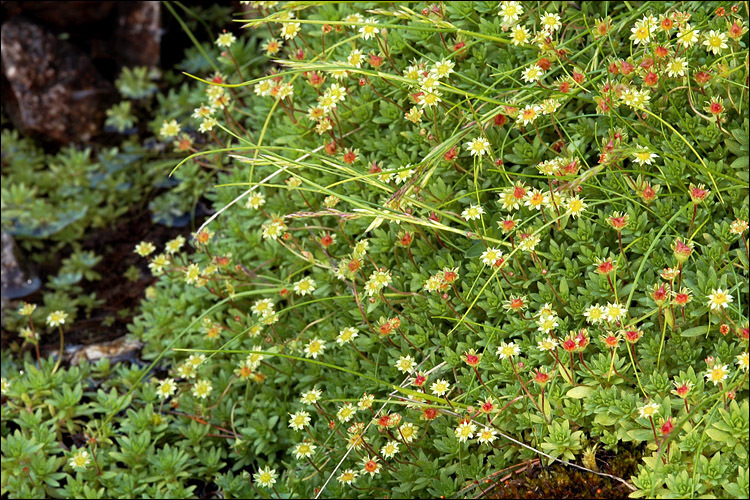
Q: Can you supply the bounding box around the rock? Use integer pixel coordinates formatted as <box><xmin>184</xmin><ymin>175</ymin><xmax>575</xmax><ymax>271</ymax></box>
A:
<box><xmin>0</xmin><ymin>18</ymin><xmax>115</xmax><ymax>143</ymax></box>
<box><xmin>115</xmin><ymin>2</ymin><xmax>161</xmax><ymax>68</ymax></box>
<box><xmin>68</xmin><ymin>336</ymin><xmax>143</xmax><ymax>366</ymax></box>
<box><xmin>1</xmin><ymin>232</ymin><xmax>40</xmax><ymax>324</ymax></box>
<box><xmin>1</xmin><ymin>2</ymin><xmax>116</xmax><ymax>29</ymax></box>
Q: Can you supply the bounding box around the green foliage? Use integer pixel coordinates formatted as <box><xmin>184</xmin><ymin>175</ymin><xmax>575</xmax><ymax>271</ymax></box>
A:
<box><xmin>3</xmin><ymin>1</ymin><xmax>749</xmax><ymax>499</ymax></box>
<box><xmin>115</xmin><ymin>67</ymin><xmax>159</xmax><ymax>100</ymax></box>
<box><xmin>105</xmin><ymin>101</ymin><xmax>138</xmax><ymax>133</ymax></box>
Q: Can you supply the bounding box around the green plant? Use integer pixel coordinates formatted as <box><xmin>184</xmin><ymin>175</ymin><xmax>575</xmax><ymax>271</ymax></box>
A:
<box><xmin>3</xmin><ymin>1</ymin><xmax>749</xmax><ymax>499</ymax></box>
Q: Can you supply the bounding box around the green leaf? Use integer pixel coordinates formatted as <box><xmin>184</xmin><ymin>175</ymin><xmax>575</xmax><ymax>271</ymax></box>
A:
<box><xmin>594</xmin><ymin>413</ymin><xmax>619</xmax><ymax>426</ymax></box>
<box><xmin>567</xmin><ymin>386</ymin><xmax>595</xmax><ymax>399</ymax></box>
<box><xmin>680</xmin><ymin>326</ymin><xmax>708</xmax><ymax>337</ymax></box>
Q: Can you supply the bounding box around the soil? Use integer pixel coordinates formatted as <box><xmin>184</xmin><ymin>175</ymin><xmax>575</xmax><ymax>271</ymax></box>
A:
<box><xmin>472</xmin><ymin>447</ymin><xmax>641</xmax><ymax>499</ymax></box>
<box><xmin>0</xmin><ymin>206</ymin><xmax>203</xmax><ymax>354</ymax></box>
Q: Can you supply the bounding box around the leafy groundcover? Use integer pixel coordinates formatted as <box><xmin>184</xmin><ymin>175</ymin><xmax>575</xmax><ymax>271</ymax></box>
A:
<box><xmin>2</xmin><ymin>1</ymin><xmax>749</xmax><ymax>499</ymax></box>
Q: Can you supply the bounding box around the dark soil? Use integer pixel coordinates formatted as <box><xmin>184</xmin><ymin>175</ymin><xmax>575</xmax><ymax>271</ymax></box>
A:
<box><xmin>477</xmin><ymin>448</ymin><xmax>641</xmax><ymax>499</ymax></box>
<box><xmin>1</xmin><ymin>207</ymin><xmax>202</xmax><ymax>355</ymax></box>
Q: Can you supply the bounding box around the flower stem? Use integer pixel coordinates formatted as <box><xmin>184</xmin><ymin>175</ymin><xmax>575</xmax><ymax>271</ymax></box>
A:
<box><xmin>52</xmin><ymin>325</ymin><xmax>65</xmax><ymax>374</ymax></box>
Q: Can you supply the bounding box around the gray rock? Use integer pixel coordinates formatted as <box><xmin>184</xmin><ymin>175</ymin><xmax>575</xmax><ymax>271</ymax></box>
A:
<box><xmin>1</xmin><ymin>232</ymin><xmax>40</xmax><ymax>324</ymax></box>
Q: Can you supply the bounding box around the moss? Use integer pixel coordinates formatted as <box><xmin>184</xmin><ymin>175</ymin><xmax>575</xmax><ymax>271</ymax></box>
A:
<box><xmin>486</xmin><ymin>448</ymin><xmax>643</xmax><ymax>499</ymax></box>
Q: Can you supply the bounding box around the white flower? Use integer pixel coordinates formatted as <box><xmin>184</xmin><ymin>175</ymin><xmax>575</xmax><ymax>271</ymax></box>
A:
<box><xmin>540</xmin><ymin>12</ymin><xmax>561</xmax><ymax>32</ymax></box>
<box><xmin>359</xmin><ymin>18</ymin><xmax>379</xmax><ymax>40</ymax></box>
<box><xmin>192</xmin><ymin>379</ymin><xmax>213</xmax><ymax>399</ymax></box>
<box><xmin>338</xmin><ymin>469</ymin><xmax>358</xmax><ymax>484</ymax></box>
<box><xmin>198</xmin><ymin>117</ymin><xmax>218</xmax><ymax>133</ymax></box>
<box><xmin>455</xmin><ymin>421</ymin><xmax>477</xmax><ymax>443</ymax></box>
<box><xmin>430</xmin><ymin>379</ymin><xmax>450</xmax><ymax>397</ymax></box>
<box><xmin>638</xmin><ymin>402</ymin><xmax>660</xmax><ymax>419</ymax></box>
<box><xmin>632</xmin><ymin>146</ymin><xmax>658</xmax><ymax>165</ymax></box>
<box><xmin>480</xmin><ymin>248</ymin><xmax>503</xmax><ymax>267</ymax></box>
<box><xmin>666</xmin><ymin>57</ymin><xmax>688</xmax><ymax>78</ymax></box>
<box><xmin>677</xmin><ymin>25</ymin><xmax>700</xmax><ymax>48</ymax></box>
<box><xmin>510</xmin><ymin>25</ymin><xmax>530</xmax><ymax>46</ymax></box>
<box><xmin>465</xmin><ymin>137</ymin><xmax>490</xmax><ymax>157</ymax></box>
<box><xmin>289</xmin><ymin>410</ymin><xmax>311</xmax><ymax>431</ymax></box>
<box><xmin>394</xmin><ymin>165</ymin><xmax>414</xmax><ymax>184</ymax></box>
<box><xmin>347</xmin><ymin>49</ymin><xmax>364</xmax><ymax>68</ymax></box>
<box><xmin>522</xmin><ymin>64</ymin><xmax>544</xmax><ymax>83</ymax></box>
<box><xmin>304</xmin><ymin>338</ymin><xmax>326</xmax><ymax>359</ymax></box>
<box><xmin>254</xmin><ymin>466</ymin><xmax>278</xmax><ymax>488</ymax></box>
<box><xmin>497</xmin><ymin>341</ymin><xmax>520</xmax><ymax>359</ymax></box>
<box><xmin>46</xmin><ymin>310</ymin><xmax>68</xmax><ymax>328</ymax></box>
<box><xmin>399</xmin><ymin>422</ymin><xmax>417</xmax><ymax>442</ymax></box>
<box><xmin>418</xmin><ymin>90</ymin><xmax>442</xmax><ymax>108</ymax></box>
<box><xmin>159</xmin><ymin>119</ymin><xmax>180</xmax><ymax>139</ymax></box>
<box><xmin>477</xmin><ymin>427</ymin><xmax>498</xmax><ymax>444</ymax></box>
<box><xmin>337</xmin><ymin>327</ymin><xmax>359</xmax><ymax>345</ymax></box>
<box><xmin>432</xmin><ymin>59</ymin><xmax>455</xmax><ymax>78</ymax></box>
<box><xmin>251</xmin><ymin>298</ymin><xmax>275</xmax><ymax>317</ymax></box>
<box><xmin>254</xmin><ymin>80</ymin><xmax>273</xmax><ymax>97</ymax></box>
<box><xmin>216</xmin><ymin>32</ymin><xmax>237</xmax><ymax>48</ymax></box>
<box><xmin>735</xmin><ymin>352</ymin><xmax>749</xmax><ymax>372</ymax></box>
<box><xmin>461</xmin><ymin>204</ymin><xmax>485</xmax><ymax>221</ymax></box>
<box><xmin>294</xmin><ymin>277</ymin><xmax>316</xmax><ymax>296</ymax></box>
<box><xmin>605</xmin><ymin>302</ymin><xmax>627</xmax><ymax>322</ymax></box>
<box><xmin>165</xmin><ymin>235</ymin><xmax>185</xmax><ymax>254</ymax></box>
<box><xmin>537</xmin><ymin>336</ymin><xmax>558</xmax><ymax>351</ymax></box>
<box><xmin>395</xmin><ymin>355</ymin><xmax>416</xmax><ymax>373</ymax></box>
<box><xmin>705</xmin><ymin>364</ymin><xmax>729</xmax><ymax>385</ymax></box>
<box><xmin>703</xmin><ymin>30</ymin><xmax>728</xmax><ymax>55</ymax></box>
<box><xmin>280</xmin><ymin>22</ymin><xmax>301</xmax><ymax>40</ymax></box>
<box><xmin>707</xmin><ymin>288</ymin><xmax>733</xmax><ymax>311</ymax></box>
<box><xmin>498</xmin><ymin>1</ymin><xmax>523</xmax><ymax>23</ymax></box>
<box><xmin>245</xmin><ymin>193</ymin><xmax>266</xmax><ymax>209</ymax></box>
<box><xmin>630</xmin><ymin>19</ymin><xmax>652</xmax><ymax>45</ymax></box>
<box><xmin>156</xmin><ymin>378</ymin><xmax>177</xmax><ymax>399</ymax></box>
<box><xmin>68</xmin><ymin>450</ymin><xmax>90</xmax><ymax>471</ymax></box>
<box><xmin>381</xmin><ymin>440</ymin><xmax>400</xmax><ymax>459</ymax></box>
<box><xmin>300</xmin><ymin>387</ymin><xmax>322</xmax><ymax>405</ymax></box>
<box><xmin>518</xmin><ymin>105</ymin><xmax>540</xmax><ymax>126</ymax></box>
<box><xmin>293</xmin><ymin>442</ymin><xmax>316</xmax><ymax>459</ymax></box>
<box><xmin>584</xmin><ymin>304</ymin><xmax>606</xmax><ymax>324</ymax></box>
<box><xmin>337</xmin><ymin>403</ymin><xmax>356</xmax><ymax>422</ymax></box>
<box><xmin>566</xmin><ymin>196</ymin><xmax>587</xmax><ymax>217</ymax></box>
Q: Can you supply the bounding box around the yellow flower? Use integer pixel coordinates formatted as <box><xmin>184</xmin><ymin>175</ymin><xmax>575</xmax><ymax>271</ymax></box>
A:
<box><xmin>159</xmin><ymin>119</ymin><xmax>180</xmax><ymax>139</ymax></box>
<box><xmin>68</xmin><ymin>450</ymin><xmax>90</xmax><ymax>471</ymax></box>
<box><xmin>638</xmin><ymin>402</ymin><xmax>660</xmax><ymax>418</ymax></box>
<box><xmin>134</xmin><ymin>241</ymin><xmax>156</xmax><ymax>257</ymax></box>
<box><xmin>707</xmin><ymin>288</ymin><xmax>733</xmax><ymax>311</ymax></box>
<box><xmin>156</xmin><ymin>378</ymin><xmax>177</xmax><ymax>399</ymax></box>
<box><xmin>192</xmin><ymin>379</ymin><xmax>213</xmax><ymax>399</ymax></box>
<box><xmin>455</xmin><ymin>421</ymin><xmax>477</xmax><ymax>442</ymax></box>
<box><xmin>430</xmin><ymin>379</ymin><xmax>450</xmax><ymax>396</ymax></box>
<box><xmin>703</xmin><ymin>30</ymin><xmax>727</xmax><ymax>55</ymax></box>
<box><xmin>304</xmin><ymin>338</ymin><xmax>326</xmax><ymax>359</ymax></box>
<box><xmin>705</xmin><ymin>364</ymin><xmax>729</xmax><ymax>385</ymax></box>
<box><xmin>498</xmin><ymin>1</ymin><xmax>523</xmax><ymax>23</ymax></box>
<box><xmin>338</xmin><ymin>469</ymin><xmax>358</xmax><ymax>484</ymax></box>
<box><xmin>359</xmin><ymin>18</ymin><xmax>379</xmax><ymax>40</ymax></box>
<box><xmin>254</xmin><ymin>466</ymin><xmax>278</xmax><ymax>487</ymax></box>
<box><xmin>288</xmin><ymin>410</ymin><xmax>311</xmax><ymax>431</ymax></box>
<box><xmin>497</xmin><ymin>341</ymin><xmax>520</xmax><ymax>359</ymax></box>
<box><xmin>566</xmin><ymin>196</ymin><xmax>588</xmax><ymax>217</ymax></box>
<box><xmin>18</xmin><ymin>303</ymin><xmax>37</xmax><ymax>316</ymax></box>
<box><xmin>46</xmin><ymin>310</ymin><xmax>68</xmax><ymax>328</ymax></box>
<box><xmin>215</xmin><ymin>31</ymin><xmax>237</xmax><ymax>48</ymax></box>
<box><xmin>510</xmin><ymin>26</ymin><xmax>530</xmax><ymax>46</ymax></box>
<box><xmin>280</xmin><ymin>22</ymin><xmax>301</xmax><ymax>40</ymax></box>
